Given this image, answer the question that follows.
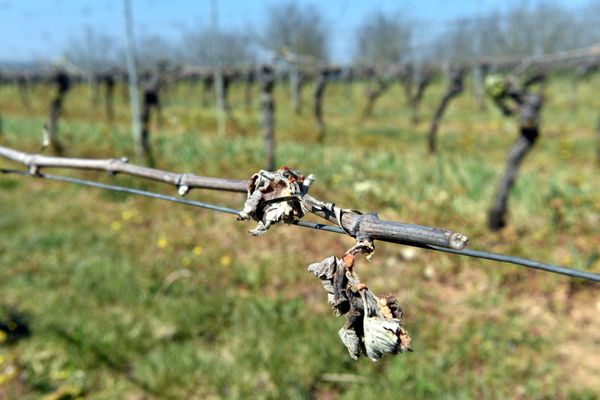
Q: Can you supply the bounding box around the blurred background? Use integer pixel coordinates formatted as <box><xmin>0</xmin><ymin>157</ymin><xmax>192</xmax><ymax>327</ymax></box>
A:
<box><xmin>0</xmin><ymin>0</ymin><xmax>599</xmax><ymax>398</ymax></box>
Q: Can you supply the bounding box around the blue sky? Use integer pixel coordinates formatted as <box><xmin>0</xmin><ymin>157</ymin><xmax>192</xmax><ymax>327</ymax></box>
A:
<box><xmin>0</xmin><ymin>0</ymin><xmax>593</xmax><ymax>63</ymax></box>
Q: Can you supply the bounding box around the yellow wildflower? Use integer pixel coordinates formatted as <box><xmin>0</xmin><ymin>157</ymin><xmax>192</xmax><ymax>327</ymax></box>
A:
<box><xmin>181</xmin><ymin>257</ymin><xmax>191</xmax><ymax>267</ymax></box>
<box><xmin>111</xmin><ymin>221</ymin><xmax>122</xmax><ymax>231</ymax></box>
<box><xmin>193</xmin><ymin>246</ymin><xmax>203</xmax><ymax>256</ymax></box>
<box><xmin>121</xmin><ymin>210</ymin><xmax>133</xmax><ymax>221</ymax></box>
<box><xmin>220</xmin><ymin>255</ymin><xmax>231</xmax><ymax>267</ymax></box>
<box><xmin>157</xmin><ymin>237</ymin><xmax>168</xmax><ymax>249</ymax></box>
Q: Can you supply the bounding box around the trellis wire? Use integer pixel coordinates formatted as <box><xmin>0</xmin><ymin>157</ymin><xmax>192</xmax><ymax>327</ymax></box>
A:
<box><xmin>1</xmin><ymin>168</ymin><xmax>598</xmax><ymax>283</ymax></box>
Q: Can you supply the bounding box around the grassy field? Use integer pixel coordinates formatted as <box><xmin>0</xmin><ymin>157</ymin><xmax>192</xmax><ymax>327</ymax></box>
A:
<box><xmin>0</xmin><ymin>74</ymin><xmax>599</xmax><ymax>399</ymax></box>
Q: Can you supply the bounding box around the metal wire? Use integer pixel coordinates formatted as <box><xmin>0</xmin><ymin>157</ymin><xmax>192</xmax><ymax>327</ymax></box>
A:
<box><xmin>2</xmin><ymin>168</ymin><xmax>599</xmax><ymax>283</ymax></box>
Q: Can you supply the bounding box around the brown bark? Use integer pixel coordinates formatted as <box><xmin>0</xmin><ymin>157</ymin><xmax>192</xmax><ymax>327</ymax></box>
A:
<box><xmin>201</xmin><ymin>72</ymin><xmax>213</xmax><ymax>108</ymax></box>
<box><xmin>362</xmin><ymin>77</ymin><xmax>391</xmax><ymax>120</ymax></box>
<box><xmin>314</xmin><ymin>69</ymin><xmax>328</xmax><ymax>142</ymax></box>
<box><xmin>488</xmin><ymin>128</ymin><xmax>539</xmax><ymax>230</ymax></box>
<box><xmin>244</xmin><ymin>68</ymin><xmax>255</xmax><ymax>112</ymax></box>
<box><xmin>427</xmin><ymin>67</ymin><xmax>466</xmax><ymax>153</ymax></box>
<box><xmin>487</xmin><ymin>78</ymin><xmax>543</xmax><ymax>231</ymax></box>
<box><xmin>103</xmin><ymin>73</ymin><xmax>116</xmax><ymax>122</ymax></box>
<box><xmin>47</xmin><ymin>70</ymin><xmax>71</xmax><ymax>154</ymax></box>
<box><xmin>140</xmin><ymin>71</ymin><xmax>161</xmax><ymax>165</ymax></box>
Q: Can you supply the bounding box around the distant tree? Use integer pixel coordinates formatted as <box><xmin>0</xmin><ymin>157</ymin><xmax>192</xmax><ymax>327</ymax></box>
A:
<box><xmin>63</xmin><ymin>27</ymin><xmax>119</xmax><ymax>108</ymax></box>
<box><xmin>430</xmin><ymin>2</ymin><xmax>590</xmax><ymax>63</ymax></box>
<box><xmin>63</xmin><ymin>27</ymin><xmax>119</xmax><ymax>73</ymax></box>
<box><xmin>182</xmin><ymin>28</ymin><xmax>255</xmax><ymax>68</ymax></box>
<box><xmin>354</xmin><ymin>11</ymin><xmax>413</xmax><ymax>65</ymax></box>
<box><xmin>262</xmin><ymin>2</ymin><xmax>329</xmax><ymax>61</ymax></box>
<box><xmin>182</xmin><ymin>27</ymin><xmax>255</xmax><ymax>115</ymax></box>
<box><xmin>432</xmin><ymin>19</ymin><xmax>477</xmax><ymax>62</ymax></box>
<box><xmin>137</xmin><ymin>35</ymin><xmax>181</xmax><ymax>69</ymax></box>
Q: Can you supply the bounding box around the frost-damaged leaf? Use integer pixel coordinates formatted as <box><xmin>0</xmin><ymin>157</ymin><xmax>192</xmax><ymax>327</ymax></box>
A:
<box><xmin>338</xmin><ymin>327</ymin><xmax>362</xmax><ymax>360</ymax></box>
<box><xmin>238</xmin><ymin>167</ymin><xmax>307</xmax><ymax>236</ymax></box>
<box><xmin>308</xmin><ymin>254</ymin><xmax>412</xmax><ymax>362</ymax></box>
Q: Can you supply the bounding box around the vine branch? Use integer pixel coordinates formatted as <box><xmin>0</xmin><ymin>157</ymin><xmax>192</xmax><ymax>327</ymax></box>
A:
<box><xmin>0</xmin><ymin>145</ymin><xmax>468</xmax><ymax>250</ymax></box>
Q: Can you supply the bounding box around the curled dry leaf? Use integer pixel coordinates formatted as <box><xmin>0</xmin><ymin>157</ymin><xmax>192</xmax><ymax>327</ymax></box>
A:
<box><xmin>238</xmin><ymin>167</ymin><xmax>306</xmax><ymax>236</ymax></box>
<box><xmin>308</xmin><ymin>254</ymin><xmax>412</xmax><ymax>362</ymax></box>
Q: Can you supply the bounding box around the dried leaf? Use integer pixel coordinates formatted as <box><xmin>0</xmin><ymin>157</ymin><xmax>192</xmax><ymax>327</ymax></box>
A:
<box><xmin>307</xmin><ymin>255</ymin><xmax>411</xmax><ymax>362</ymax></box>
<box><xmin>338</xmin><ymin>327</ymin><xmax>362</xmax><ymax>360</ymax></box>
<box><xmin>363</xmin><ymin>316</ymin><xmax>403</xmax><ymax>361</ymax></box>
<box><xmin>238</xmin><ymin>168</ymin><xmax>306</xmax><ymax>235</ymax></box>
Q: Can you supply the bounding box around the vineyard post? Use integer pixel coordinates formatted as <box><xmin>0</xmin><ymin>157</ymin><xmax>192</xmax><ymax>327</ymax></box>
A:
<box><xmin>259</xmin><ymin>65</ymin><xmax>276</xmax><ymax>171</ymax></box>
<box><xmin>122</xmin><ymin>0</ymin><xmax>143</xmax><ymax>158</ymax></box>
<box><xmin>210</xmin><ymin>0</ymin><xmax>226</xmax><ymax>137</ymax></box>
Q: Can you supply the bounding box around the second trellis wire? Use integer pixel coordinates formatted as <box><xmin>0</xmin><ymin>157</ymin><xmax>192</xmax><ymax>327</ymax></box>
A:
<box><xmin>1</xmin><ymin>168</ymin><xmax>598</xmax><ymax>283</ymax></box>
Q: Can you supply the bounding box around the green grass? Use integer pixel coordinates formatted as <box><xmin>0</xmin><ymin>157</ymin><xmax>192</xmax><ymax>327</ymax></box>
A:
<box><xmin>0</xmin><ymin>76</ymin><xmax>599</xmax><ymax>399</ymax></box>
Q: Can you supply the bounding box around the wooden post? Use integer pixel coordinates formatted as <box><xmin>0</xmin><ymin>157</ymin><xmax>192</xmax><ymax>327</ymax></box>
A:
<box><xmin>122</xmin><ymin>0</ymin><xmax>143</xmax><ymax>157</ymax></box>
<box><xmin>259</xmin><ymin>65</ymin><xmax>275</xmax><ymax>171</ymax></box>
<box><xmin>210</xmin><ymin>0</ymin><xmax>226</xmax><ymax>136</ymax></box>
